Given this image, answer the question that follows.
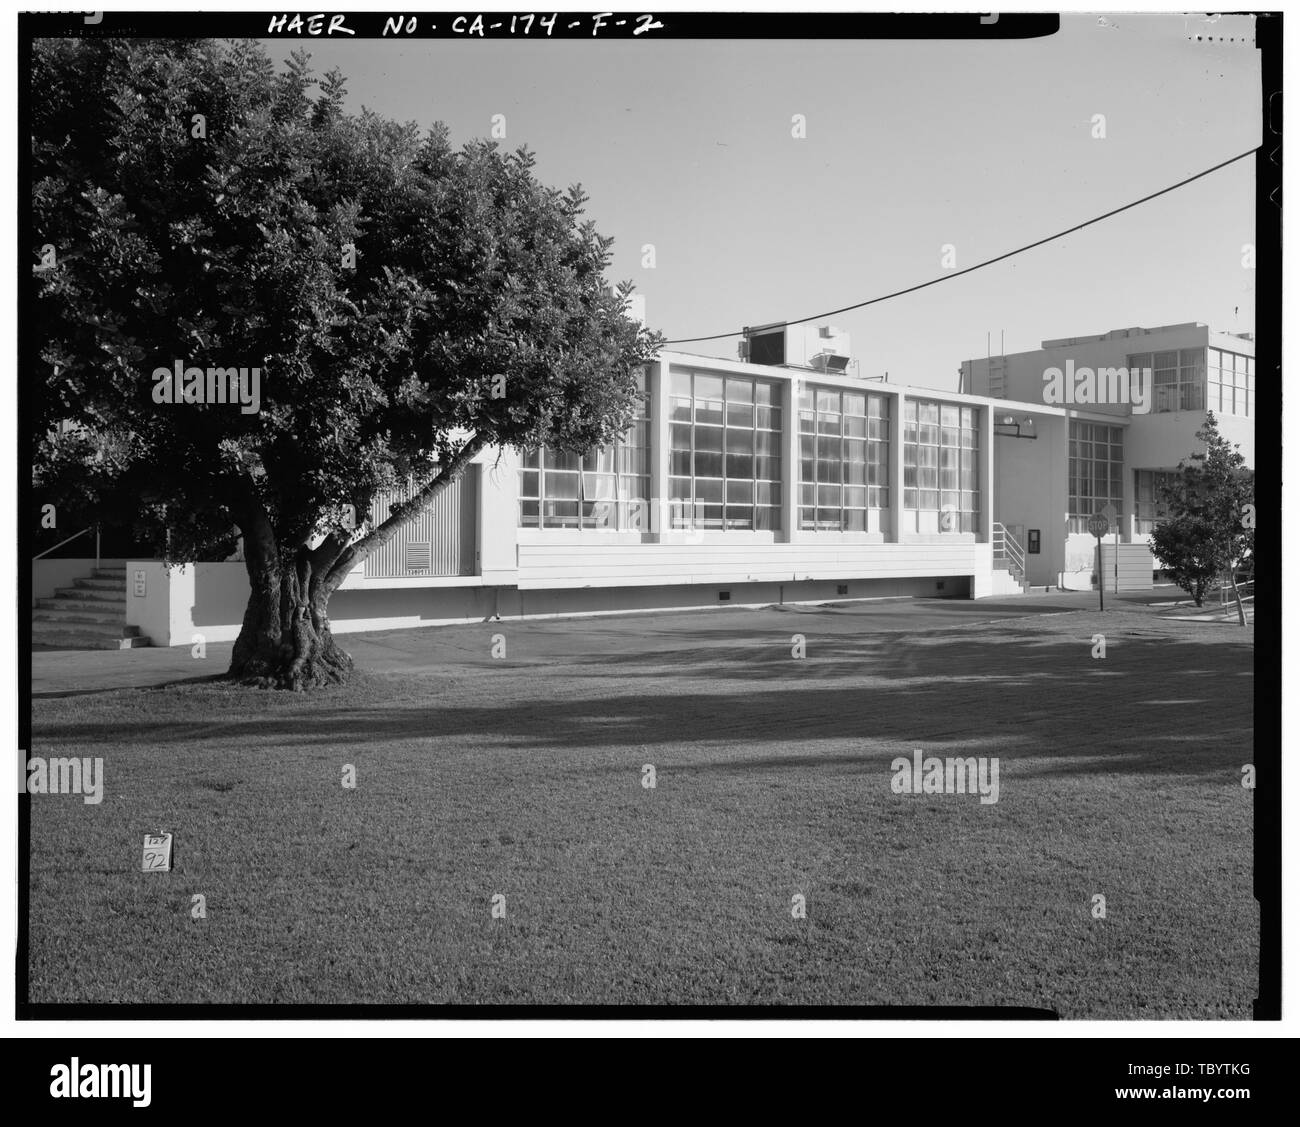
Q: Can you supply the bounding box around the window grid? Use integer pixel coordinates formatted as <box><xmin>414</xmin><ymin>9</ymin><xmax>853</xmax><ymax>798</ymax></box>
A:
<box><xmin>1127</xmin><ymin>349</ymin><xmax>1205</xmax><ymax>413</ymax></box>
<box><xmin>1207</xmin><ymin>348</ymin><xmax>1254</xmax><ymax>418</ymax></box>
<box><xmin>797</xmin><ymin>386</ymin><xmax>891</xmax><ymax>532</ymax></box>
<box><xmin>902</xmin><ymin>400</ymin><xmax>980</xmax><ymax>533</ymax></box>
<box><xmin>1134</xmin><ymin>469</ymin><xmax>1178</xmax><ymax>535</ymax></box>
<box><xmin>669</xmin><ymin>369</ymin><xmax>782</xmax><ymax>530</ymax></box>
<box><xmin>1068</xmin><ymin>421</ymin><xmax>1124</xmax><ymax>534</ymax></box>
<box><xmin>518</xmin><ymin>370</ymin><xmax>651</xmax><ymax>529</ymax></box>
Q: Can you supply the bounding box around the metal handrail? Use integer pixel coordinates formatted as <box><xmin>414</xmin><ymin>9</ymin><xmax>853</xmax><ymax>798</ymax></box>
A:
<box><xmin>992</xmin><ymin>522</ymin><xmax>1027</xmax><ymax>575</ymax></box>
<box><xmin>33</xmin><ymin>524</ymin><xmax>94</xmax><ymax>561</ymax></box>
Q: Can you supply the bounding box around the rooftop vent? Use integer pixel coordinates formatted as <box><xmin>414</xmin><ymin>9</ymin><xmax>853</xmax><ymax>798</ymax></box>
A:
<box><xmin>741</xmin><ymin>323</ymin><xmax>852</xmax><ymax>373</ymax></box>
<box><xmin>811</xmin><ymin>351</ymin><xmax>850</xmax><ymax>373</ymax></box>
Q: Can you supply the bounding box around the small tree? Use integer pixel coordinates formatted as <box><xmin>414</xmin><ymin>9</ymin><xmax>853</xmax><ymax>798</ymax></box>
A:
<box><xmin>1148</xmin><ymin>515</ymin><xmax>1228</xmax><ymax>608</ymax></box>
<box><xmin>1149</xmin><ymin>414</ymin><xmax>1254</xmax><ymax>620</ymax></box>
<box><xmin>32</xmin><ymin>39</ymin><xmax>661</xmax><ymax>687</ymax></box>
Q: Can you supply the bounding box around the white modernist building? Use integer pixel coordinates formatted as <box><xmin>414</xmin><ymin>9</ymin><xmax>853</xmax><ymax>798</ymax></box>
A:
<box><xmin>42</xmin><ymin>320</ymin><xmax>1251</xmax><ymax>647</ymax></box>
<box><xmin>961</xmin><ymin>322</ymin><xmax>1255</xmax><ymax>591</ymax></box>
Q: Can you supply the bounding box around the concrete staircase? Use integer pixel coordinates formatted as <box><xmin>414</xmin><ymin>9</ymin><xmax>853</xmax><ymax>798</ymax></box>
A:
<box><xmin>33</xmin><ymin>565</ymin><xmax>150</xmax><ymax>649</ymax></box>
<box><xmin>991</xmin><ymin>522</ymin><xmax>1031</xmax><ymax>595</ymax></box>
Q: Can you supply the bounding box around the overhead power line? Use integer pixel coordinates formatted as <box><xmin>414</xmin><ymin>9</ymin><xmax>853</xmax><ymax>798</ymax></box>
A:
<box><xmin>663</xmin><ymin>146</ymin><xmax>1258</xmax><ymax>346</ymax></box>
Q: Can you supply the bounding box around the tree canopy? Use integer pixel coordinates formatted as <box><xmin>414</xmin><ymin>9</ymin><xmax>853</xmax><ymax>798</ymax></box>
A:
<box><xmin>1149</xmin><ymin>414</ymin><xmax>1254</xmax><ymax>615</ymax></box>
<box><xmin>32</xmin><ymin>38</ymin><xmax>662</xmax><ymax>685</ymax></box>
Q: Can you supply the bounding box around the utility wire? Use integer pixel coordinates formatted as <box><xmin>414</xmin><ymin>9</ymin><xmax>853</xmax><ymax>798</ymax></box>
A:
<box><xmin>663</xmin><ymin>146</ymin><xmax>1259</xmax><ymax>345</ymax></box>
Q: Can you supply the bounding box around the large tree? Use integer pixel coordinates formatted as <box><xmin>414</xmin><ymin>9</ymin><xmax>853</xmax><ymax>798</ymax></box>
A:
<box><xmin>1149</xmin><ymin>414</ymin><xmax>1255</xmax><ymax>620</ymax></box>
<box><xmin>32</xmin><ymin>38</ymin><xmax>661</xmax><ymax>687</ymax></box>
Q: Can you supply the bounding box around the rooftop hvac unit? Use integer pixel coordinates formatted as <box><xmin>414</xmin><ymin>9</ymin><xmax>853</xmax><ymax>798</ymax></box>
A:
<box><xmin>810</xmin><ymin>351</ymin><xmax>851</xmax><ymax>373</ymax></box>
<box><xmin>740</xmin><ymin>322</ymin><xmax>850</xmax><ymax>371</ymax></box>
<box><xmin>744</xmin><ymin>325</ymin><xmax>787</xmax><ymax>367</ymax></box>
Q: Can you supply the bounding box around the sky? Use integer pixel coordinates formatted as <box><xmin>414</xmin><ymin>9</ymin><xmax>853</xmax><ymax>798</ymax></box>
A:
<box><xmin>261</xmin><ymin>12</ymin><xmax>1260</xmax><ymax>392</ymax></box>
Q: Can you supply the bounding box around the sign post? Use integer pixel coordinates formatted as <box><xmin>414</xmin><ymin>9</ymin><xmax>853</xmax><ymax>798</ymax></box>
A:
<box><xmin>1087</xmin><ymin>512</ymin><xmax>1110</xmax><ymax>612</ymax></box>
<box><xmin>1102</xmin><ymin>502</ymin><xmax>1119</xmax><ymax>597</ymax></box>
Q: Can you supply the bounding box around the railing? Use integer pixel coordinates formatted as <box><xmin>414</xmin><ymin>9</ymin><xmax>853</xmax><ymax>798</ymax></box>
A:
<box><xmin>1220</xmin><ymin>577</ymin><xmax>1255</xmax><ymax>619</ymax></box>
<box><xmin>992</xmin><ymin>522</ymin><xmax>1027</xmax><ymax>578</ymax></box>
<box><xmin>33</xmin><ymin>524</ymin><xmax>99</xmax><ymax>567</ymax></box>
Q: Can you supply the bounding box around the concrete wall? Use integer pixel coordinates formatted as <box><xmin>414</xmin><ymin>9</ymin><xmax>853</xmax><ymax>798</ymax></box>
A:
<box><xmin>991</xmin><ymin>414</ymin><xmax>1067</xmax><ymax>588</ymax></box>
<box><xmin>32</xmin><ymin>558</ymin><xmax>126</xmax><ymax>606</ymax></box>
<box><xmin>514</xmin><ymin>537</ymin><xmax>986</xmax><ymax>588</ymax></box>
<box><xmin>988</xmin><ymin>568</ymin><xmax>1025</xmax><ymax>596</ymax></box>
<box><xmin>124</xmin><ymin>559</ymin><xmax>978</xmax><ymax>646</ymax></box>
<box><xmin>498</xmin><ymin>575</ymin><xmax>972</xmax><ymax>619</ymax></box>
<box><xmin>965</xmin><ymin>323</ymin><xmax>1213</xmax><ymax>416</ymax></box>
<box><xmin>1212</xmin><ymin>411</ymin><xmax>1255</xmax><ymax>467</ymax></box>
<box><xmin>127</xmin><ymin>561</ymin><xmax>257</xmax><ymax>646</ymax></box>
<box><xmin>1126</xmin><ymin>409</ymin><xmax>1245</xmax><ymax>475</ymax></box>
<box><xmin>125</xmin><ymin>561</ymin><xmax>191</xmax><ymax>646</ymax></box>
<box><xmin>476</xmin><ymin>455</ymin><xmax>519</xmax><ymax>584</ymax></box>
<box><xmin>1061</xmin><ymin>533</ymin><xmax>1106</xmax><ymax>590</ymax></box>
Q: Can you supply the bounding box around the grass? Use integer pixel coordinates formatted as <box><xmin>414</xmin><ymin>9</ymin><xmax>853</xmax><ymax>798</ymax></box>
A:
<box><xmin>26</xmin><ymin>602</ymin><xmax>1256</xmax><ymax>1014</ymax></box>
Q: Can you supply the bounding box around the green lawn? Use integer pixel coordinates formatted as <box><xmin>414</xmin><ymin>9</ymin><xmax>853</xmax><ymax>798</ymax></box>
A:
<box><xmin>27</xmin><ymin>602</ymin><xmax>1256</xmax><ymax>1014</ymax></box>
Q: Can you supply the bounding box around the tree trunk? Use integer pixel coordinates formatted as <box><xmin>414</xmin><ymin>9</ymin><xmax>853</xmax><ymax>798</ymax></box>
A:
<box><xmin>1228</xmin><ymin>566</ymin><xmax>1247</xmax><ymax>626</ymax></box>
<box><xmin>229</xmin><ymin>569</ymin><xmax>353</xmax><ymax>690</ymax></box>
<box><xmin>227</xmin><ymin>499</ymin><xmax>354</xmax><ymax>691</ymax></box>
<box><xmin>225</xmin><ymin>435</ymin><xmax>483</xmax><ymax>689</ymax></box>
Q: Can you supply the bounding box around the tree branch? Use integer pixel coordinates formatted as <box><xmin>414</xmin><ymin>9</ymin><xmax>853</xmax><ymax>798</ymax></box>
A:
<box><xmin>320</xmin><ymin>434</ymin><xmax>486</xmax><ymax>595</ymax></box>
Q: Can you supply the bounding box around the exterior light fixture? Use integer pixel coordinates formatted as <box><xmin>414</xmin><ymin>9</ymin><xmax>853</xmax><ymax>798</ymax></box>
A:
<box><xmin>994</xmin><ymin>415</ymin><xmax>1037</xmax><ymax>440</ymax></box>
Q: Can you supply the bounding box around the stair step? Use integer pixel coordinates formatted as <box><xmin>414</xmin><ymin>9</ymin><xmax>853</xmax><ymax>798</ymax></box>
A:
<box><xmin>52</xmin><ymin>586</ymin><xmax>125</xmax><ymax>603</ymax></box>
<box><xmin>37</xmin><ymin>599</ymin><xmax>125</xmax><ymax>613</ymax></box>
<box><xmin>31</xmin><ymin>618</ymin><xmax>140</xmax><ymax>638</ymax></box>
<box><xmin>33</xmin><ymin>606</ymin><xmax>128</xmax><ymax>625</ymax></box>
<box><xmin>74</xmin><ymin>577</ymin><xmax>125</xmax><ymax>591</ymax></box>
<box><xmin>35</xmin><ymin>597</ymin><xmax>107</xmax><ymax>610</ymax></box>
<box><xmin>32</xmin><ymin>562</ymin><xmax>148</xmax><ymax>648</ymax></box>
<box><xmin>32</xmin><ymin>630</ymin><xmax>151</xmax><ymax>650</ymax></box>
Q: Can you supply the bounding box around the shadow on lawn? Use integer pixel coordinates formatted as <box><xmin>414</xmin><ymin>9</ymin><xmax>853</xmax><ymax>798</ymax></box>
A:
<box><xmin>32</xmin><ymin>672</ymin><xmax>228</xmax><ymax>701</ymax></box>
<box><xmin>558</xmin><ymin>623</ymin><xmax>1253</xmax><ymax>679</ymax></box>
<box><xmin>31</xmin><ymin>628</ymin><xmax>1253</xmax><ymax>779</ymax></box>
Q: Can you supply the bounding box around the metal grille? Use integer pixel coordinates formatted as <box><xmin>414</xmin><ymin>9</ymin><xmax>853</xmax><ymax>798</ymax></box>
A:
<box><xmin>363</xmin><ymin>470</ymin><xmax>477</xmax><ymax>578</ymax></box>
<box><xmin>403</xmin><ymin>542</ymin><xmax>432</xmax><ymax>573</ymax></box>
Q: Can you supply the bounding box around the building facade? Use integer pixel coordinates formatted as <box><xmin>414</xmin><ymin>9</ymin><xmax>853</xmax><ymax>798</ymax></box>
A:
<box><xmin>118</xmin><ymin>326</ymin><xmax>1037</xmax><ymax>644</ymax></box>
<box><xmin>961</xmin><ymin>322</ymin><xmax>1256</xmax><ymax>590</ymax></box>
<box><xmin>92</xmin><ymin>320</ymin><xmax>1253</xmax><ymax>646</ymax></box>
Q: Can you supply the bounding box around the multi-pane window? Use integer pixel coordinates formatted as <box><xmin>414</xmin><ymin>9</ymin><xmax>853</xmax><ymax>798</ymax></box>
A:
<box><xmin>798</xmin><ymin>386</ymin><xmax>891</xmax><ymax>532</ymax></box>
<box><xmin>1207</xmin><ymin>348</ymin><xmax>1254</xmax><ymax>418</ymax></box>
<box><xmin>1068</xmin><ymin>421</ymin><xmax>1124</xmax><ymax>533</ymax></box>
<box><xmin>669</xmin><ymin>369</ymin><xmax>782</xmax><ymax>530</ymax></box>
<box><xmin>902</xmin><ymin>400</ymin><xmax>980</xmax><ymax>533</ymax></box>
<box><xmin>1127</xmin><ymin>349</ymin><xmax>1204</xmax><ymax>413</ymax></box>
<box><xmin>1134</xmin><ymin>469</ymin><xmax>1178</xmax><ymax>535</ymax></box>
<box><xmin>519</xmin><ymin>369</ymin><xmax>651</xmax><ymax>529</ymax></box>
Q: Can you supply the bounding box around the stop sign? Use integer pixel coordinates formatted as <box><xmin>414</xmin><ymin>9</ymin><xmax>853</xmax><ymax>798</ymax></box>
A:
<box><xmin>1087</xmin><ymin>513</ymin><xmax>1109</xmax><ymax>538</ymax></box>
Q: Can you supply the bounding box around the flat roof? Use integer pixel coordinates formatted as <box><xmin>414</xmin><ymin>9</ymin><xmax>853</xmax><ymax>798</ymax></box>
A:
<box><xmin>1040</xmin><ymin>322</ymin><xmax>1208</xmax><ymax>348</ymax></box>
<box><xmin>659</xmin><ymin>350</ymin><xmax>1122</xmax><ymax>423</ymax></box>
